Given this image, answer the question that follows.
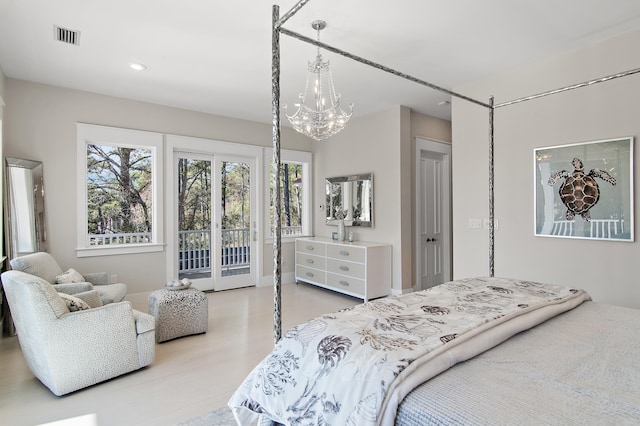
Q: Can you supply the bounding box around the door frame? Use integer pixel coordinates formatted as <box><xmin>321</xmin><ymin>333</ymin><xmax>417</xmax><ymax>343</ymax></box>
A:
<box><xmin>165</xmin><ymin>135</ymin><xmax>263</xmax><ymax>291</ymax></box>
<box><xmin>415</xmin><ymin>137</ymin><xmax>452</xmax><ymax>291</ymax></box>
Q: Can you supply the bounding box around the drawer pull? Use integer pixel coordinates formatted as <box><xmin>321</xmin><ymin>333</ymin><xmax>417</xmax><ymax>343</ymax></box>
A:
<box><xmin>306</xmin><ymin>272</ymin><xmax>314</xmax><ymax>278</ymax></box>
<box><xmin>339</xmin><ymin>280</ymin><xmax>350</xmax><ymax>287</ymax></box>
<box><xmin>339</xmin><ymin>250</ymin><xmax>350</xmax><ymax>256</ymax></box>
<box><xmin>306</xmin><ymin>245</ymin><xmax>314</xmax><ymax>251</ymax></box>
<box><xmin>306</xmin><ymin>258</ymin><xmax>314</xmax><ymax>264</ymax></box>
<box><xmin>339</xmin><ymin>265</ymin><xmax>349</xmax><ymax>271</ymax></box>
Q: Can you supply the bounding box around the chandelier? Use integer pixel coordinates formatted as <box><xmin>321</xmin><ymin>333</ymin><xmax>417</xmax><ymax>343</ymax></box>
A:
<box><xmin>284</xmin><ymin>20</ymin><xmax>354</xmax><ymax>141</ymax></box>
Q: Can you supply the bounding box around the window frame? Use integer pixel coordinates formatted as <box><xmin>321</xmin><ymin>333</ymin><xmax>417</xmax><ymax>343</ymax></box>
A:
<box><xmin>76</xmin><ymin>123</ymin><xmax>164</xmax><ymax>257</ymax></box>
<box><xmin>264</xmin><ymin>148</ymin><xmax>313</xmax><ymax>242</ymax></box>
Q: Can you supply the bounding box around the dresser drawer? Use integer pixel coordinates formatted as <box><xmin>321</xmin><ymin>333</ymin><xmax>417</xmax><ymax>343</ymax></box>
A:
<box><xmin>296</xmin><ymin>266</ymin><xmax>326</xmax><ymax>285</ymax></box>
<box><xmin>297</xmin><ymin>253</ymin><xmax>326</xmax><ymax>270</ymax></box>
<box><xmin>327</xmin><ymin>273</ymin><xmax>365</xmax><ymax>295</ymax></box>
<box><xmin>326</xmin><ymin>244</ymin><xmax>365</xmax><ymax>263</ymax></box>
<box><xmin>296</xmin><ymin>240</ymin><xmax>326</xmax><ymax>256</ymax></box>
<box><xmin>327</xmin><ymin>258</ymin><xmax>365</xmax><ymax>279</ymax></box>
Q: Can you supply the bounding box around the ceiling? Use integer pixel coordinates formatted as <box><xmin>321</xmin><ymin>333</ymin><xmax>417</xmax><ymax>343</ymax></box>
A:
<box><xmin>2</xmin><ymin>0</ymin><xmax>640</xmax><ymax>124</ymax></box>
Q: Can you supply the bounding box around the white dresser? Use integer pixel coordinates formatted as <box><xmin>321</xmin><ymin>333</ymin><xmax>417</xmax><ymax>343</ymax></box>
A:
<box><xmin>295</xmin><ymin>237</ymin><xmax>391</xmax><ymax>301</ymax></box>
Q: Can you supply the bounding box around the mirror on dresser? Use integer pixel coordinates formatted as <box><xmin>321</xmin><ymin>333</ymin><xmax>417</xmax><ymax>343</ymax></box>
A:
<box><xmin>325</xmin><ymin>173</ymin><xmax>373</xmax><ymax>227</ymax></box>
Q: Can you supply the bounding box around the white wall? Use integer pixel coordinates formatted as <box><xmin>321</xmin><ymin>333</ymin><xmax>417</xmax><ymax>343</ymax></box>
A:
<box><xmin>3</xmin><ymin>79</ymin><xmax>311</xmax><ymax>295</ymax></box>
<box><xmin>312</xmin><ymin>106</ymin><xmax>451</xmax><ymax>293</ymax></box>
<box><xmin>452</xmin><ymin>28</ymin><xmax>640</xmax><ymax>309</ymax></box>
<box><xmin>4</xmin><ymin>78</ymin><xmax>452</xmax><ymax>297</ymax></box>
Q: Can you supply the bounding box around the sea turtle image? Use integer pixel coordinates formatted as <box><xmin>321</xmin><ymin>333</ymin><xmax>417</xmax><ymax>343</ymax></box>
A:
<box><xmin>548</xmin><ymin>158</ymin><xmax>616</xmax><ymax>221</ymax></box>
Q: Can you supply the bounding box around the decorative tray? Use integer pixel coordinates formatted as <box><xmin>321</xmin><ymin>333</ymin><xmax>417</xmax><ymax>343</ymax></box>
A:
<box><xmin>166</xmin><ymin>283</ymin><xmax>191</xmax><ymax>291</ymax></box>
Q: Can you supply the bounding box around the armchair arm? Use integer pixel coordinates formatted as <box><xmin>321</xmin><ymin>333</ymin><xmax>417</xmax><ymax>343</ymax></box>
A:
<box><xmin>83</xmin><ymin>272</ymin><xmax>110</xmax><ymax>285</ymax></box>
<box><xmin>53</xmin><ymin>282</ymin><xmax>94</xmax><ymax>295</ymax></box>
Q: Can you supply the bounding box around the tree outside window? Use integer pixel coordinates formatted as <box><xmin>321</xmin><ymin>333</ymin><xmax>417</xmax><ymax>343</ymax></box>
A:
<box><xmin>271</xmin><ymin>162</ymin><xmax>303</xmax><ymax>236</ymax></box>
<box><xmin>87</xmin><ymin>144</ymin><xmax>152</xmax><ymax>245</ymax></box>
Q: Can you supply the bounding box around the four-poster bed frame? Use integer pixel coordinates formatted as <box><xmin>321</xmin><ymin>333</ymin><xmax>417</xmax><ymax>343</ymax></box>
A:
<box><xmin>228</xmin><ymin>6</ymin><xmax>640</xmax><ymax>422</ymax></box>
<box><xmin>270</xmin><ymin>1</ymin><xmax>640</xmax><ymax>343</ymax></box>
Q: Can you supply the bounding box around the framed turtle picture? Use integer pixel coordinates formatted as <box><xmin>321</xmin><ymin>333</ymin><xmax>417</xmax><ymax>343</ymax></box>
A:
<box><xmin>534</xmin><ymin>137</ymin><xmax>634</xmax><ymax>241</ymax></box>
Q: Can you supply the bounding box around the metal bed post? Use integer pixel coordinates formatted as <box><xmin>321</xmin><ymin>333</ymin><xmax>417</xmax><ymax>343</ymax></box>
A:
<box><xmin>271</xmin><ymin>4</ymin><xmax>282</xmax><ymax>343</ymax></box>
<box><xmin>488</xmin><ymin>96</ymin><xmax>495</xmax><ymax>277</ymax></box>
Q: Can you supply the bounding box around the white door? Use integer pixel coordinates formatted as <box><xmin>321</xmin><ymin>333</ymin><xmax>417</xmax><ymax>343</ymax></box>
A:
<box><xmin>212</xmin><ymin>155</ymin><xmax>257</xmax><ymax>291</ymax></box>
<box><xmin>174</xmin><ymin>152</ymin><xmax>257</xmax><ymax>291</ymax></box>
<box><xmin>416</xmin><ymin>138</ymin><xmax>451</xmax><ymax>290</ymax></box>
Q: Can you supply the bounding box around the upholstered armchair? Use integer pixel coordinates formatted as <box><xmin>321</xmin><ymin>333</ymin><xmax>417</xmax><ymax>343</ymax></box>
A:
<box><xmin>1</xmin><ymin>270</ymin><xmax>155</xmax><ymax>396</ymax></box>
<box><xmin>9</xmin><ymin>252</ymin><xmax>127</xmax><ymax>305</ymax></box>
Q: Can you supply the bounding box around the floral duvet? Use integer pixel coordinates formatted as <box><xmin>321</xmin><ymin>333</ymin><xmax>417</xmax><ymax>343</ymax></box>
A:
<box><xmin>229</xmin><ymin>277</ymin><xmax>590</xmax><ymax>426</ymax></box>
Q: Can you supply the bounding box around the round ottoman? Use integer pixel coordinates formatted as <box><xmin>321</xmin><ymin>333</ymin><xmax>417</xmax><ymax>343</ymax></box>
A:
<box><xmin>148</xmin><ymin>287</ymin><xmax>208</xmax><ymax>343</ymax></box>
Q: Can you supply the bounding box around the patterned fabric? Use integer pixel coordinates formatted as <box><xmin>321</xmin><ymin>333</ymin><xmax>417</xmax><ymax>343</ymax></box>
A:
<box><xmin>229</xmin><ymin>277</ymin><xmax>590</xmax><ymax>426</ymax></box>
<box><xmin>55</xmin><ymin>268</ymin><xmax>85</xmax><ymax>284</ymax></box>
<box><xmin>148</xmin><ymin>288</ymin><xmax>208</xmax><ymax>343</ymax></box>
<box><xmin>1</xmin><ymin>270</ymin><xmax>155</xmax><ymax>396</ymax></box>
<box><xmin>58</xmin><ymin>292</ymin><xmax>91</xmax><ymax>311</ymax></box>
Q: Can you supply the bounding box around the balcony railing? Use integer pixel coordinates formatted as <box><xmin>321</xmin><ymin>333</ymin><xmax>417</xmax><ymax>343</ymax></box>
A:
<box><xmin>91</xmin><ymin>227</ymin><xmax>301</xmax><ymax>276</ymax></box>
<box><xmin>179</xmin><ymin>228</ymin><xmax>251</xmax><ymax>275</ymax></box>
<box><xmin>89</xmin><ymin>232</ymin><xmax>151</xmax><ymax>246</ymax></box>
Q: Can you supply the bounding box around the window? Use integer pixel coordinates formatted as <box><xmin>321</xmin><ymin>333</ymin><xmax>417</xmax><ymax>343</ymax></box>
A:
<box><xmin>266</xmin><ymin>149</ymin><xmax>312</xmax><ymax>239</ymax></box>
<box><xmin>76</xmin><ymin>124</ymin><xmax>163</xmax><ymax>257</ymax></box>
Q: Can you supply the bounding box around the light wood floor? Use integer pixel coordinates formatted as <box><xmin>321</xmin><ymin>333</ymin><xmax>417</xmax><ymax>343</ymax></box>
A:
<box><xmin>0</xmin><ymin>282</ymin><xmax>360</xmax><ymax>426</ymax></box>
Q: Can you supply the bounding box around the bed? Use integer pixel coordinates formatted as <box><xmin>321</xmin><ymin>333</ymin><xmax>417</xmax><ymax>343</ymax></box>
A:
<box><xmin>228</xmin><ymin>277</ymin><xmax>640</xmax><ymax>425</ymax></box>
<box><xmin>250</xmin><ymin>3</ymin><xmax>640</xmax><ymax>425</ymax></box>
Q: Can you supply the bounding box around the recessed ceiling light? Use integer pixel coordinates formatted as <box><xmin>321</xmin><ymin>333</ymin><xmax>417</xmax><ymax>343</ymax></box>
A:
<box><xmin>130</xmin><ymin>63</ymin><xmax>147</xmax><ymax>71</ymax></box>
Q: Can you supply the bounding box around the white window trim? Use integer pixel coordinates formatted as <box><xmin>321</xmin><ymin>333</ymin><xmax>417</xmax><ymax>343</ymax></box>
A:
<box><xmin>76</xmin><ymin>123</ymin><xmax>164</xmax><ymax>257</ymax></box>
<box><xmin>264</xmin><ymin>148</ymin><xmax>313</xmax><ymax>243</ymax></box>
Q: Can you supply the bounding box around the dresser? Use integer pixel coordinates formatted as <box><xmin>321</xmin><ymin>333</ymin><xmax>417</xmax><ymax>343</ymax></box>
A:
<box><xmin>295</xmin><ymin>237</ymin><xmax>391</xmax><ymax>301</ymax></box>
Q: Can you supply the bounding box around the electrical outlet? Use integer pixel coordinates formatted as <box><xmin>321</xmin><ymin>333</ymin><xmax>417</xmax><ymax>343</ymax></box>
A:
<box><xmin>110</xmin><ymin>274</ymin><xmax>117</xmax><ymax>283</ymax></box>
<box><xmin>468</xmin><ymin>218</ymin><xmax>482</xmax><ymax>229</ymax></box>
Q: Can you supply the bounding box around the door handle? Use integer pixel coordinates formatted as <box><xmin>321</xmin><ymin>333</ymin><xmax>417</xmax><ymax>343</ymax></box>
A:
<box><xmin>426</xmin><ymin>238</ymin><xmax>439</xmax><ymax>242</ymax></box>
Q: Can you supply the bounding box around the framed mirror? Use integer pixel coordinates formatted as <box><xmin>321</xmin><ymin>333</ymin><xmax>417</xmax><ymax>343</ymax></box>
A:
<box><xmin>5</xmin><ymin>157</ymin><xmax>47</xmax><ymax>258</ymax></box>
<box><xmin>325</xmin><ymin>173</ymin><xmax>373</xmax><ymax>227</ymax></box>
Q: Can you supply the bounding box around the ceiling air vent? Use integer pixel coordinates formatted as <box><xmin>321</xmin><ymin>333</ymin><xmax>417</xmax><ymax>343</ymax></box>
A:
<box><xmin>54</xmin><ymin>25</ymin><xmax>80</xmax><ymax>46</ymax></box>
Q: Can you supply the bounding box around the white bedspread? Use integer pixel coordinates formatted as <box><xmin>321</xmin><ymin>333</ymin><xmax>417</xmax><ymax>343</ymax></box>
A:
<box><xmin>228</xmin><ymin>277</ymin><xmax>590</xmax><ymax>426</ymax></box>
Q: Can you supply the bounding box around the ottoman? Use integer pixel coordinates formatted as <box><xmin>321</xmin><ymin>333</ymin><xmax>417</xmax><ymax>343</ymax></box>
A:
<box><xmin>148</xmin><ymin>287</ymin><xmax>208</xmax><ymax>343</ymax></box>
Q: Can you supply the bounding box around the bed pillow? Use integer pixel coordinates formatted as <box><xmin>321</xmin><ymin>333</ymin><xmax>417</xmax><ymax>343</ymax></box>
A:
<box><xmin>55</xmin><ymin>268</ymin><xmax>85</xmax><ymax>284</ymax></box>
<box><xmin>58</xmin><ymin>292</ymin><xmax>91</xmax><ymax>312</ymax></box>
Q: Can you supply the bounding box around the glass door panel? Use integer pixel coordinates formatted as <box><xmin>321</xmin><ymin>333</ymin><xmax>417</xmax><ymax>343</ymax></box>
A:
<box><xmin>176</xmin><ymin>154</ymin><xmax>213</xmax><ymax>290</ymax></box>
<box><xmin>214</xmin><ymin>157</ymin><xmax>256</xmax><ymax>290</ymax></box>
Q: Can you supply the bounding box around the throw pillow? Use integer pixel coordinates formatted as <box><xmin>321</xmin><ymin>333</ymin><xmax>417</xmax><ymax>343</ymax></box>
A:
<box><xmin>55</xmin><ymin>268</ymin><xmax>85</xmax><ymax>284</ymax></box>
<box><xmin>58</xmin><ymin>292</ymin><xmax>91</xmax><ymax>312</ymax></box>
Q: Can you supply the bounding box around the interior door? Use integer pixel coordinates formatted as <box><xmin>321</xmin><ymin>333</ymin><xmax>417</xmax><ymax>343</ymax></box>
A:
<box><xmin>213</xmin><ymin>156</ymin><xmax>257</xmax><ymax>291</ymax></box>
<box><xmin>417</xmin><ymin>139</ymin><xmax>451</xmax><ymax>290</ymax></box>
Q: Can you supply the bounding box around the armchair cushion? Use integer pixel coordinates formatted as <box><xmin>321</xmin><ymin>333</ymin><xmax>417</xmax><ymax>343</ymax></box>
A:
<box><xmin>58</xmin><ymin>292</ymin><xmax>91</xmax><ymax>311</ymax></box>
<box><xmin>72</xmin><ymin>290</ymin><xmax>104</xmax><ymax>309</ymax></box>
<box><xmin>52</xmin><ymin>281</ymin><xmax>93</xmax><ymax>295</ymax></box>
<box><xmin>55</xmin><ymin>268</ymin><xmax>85</xmax><ymax>284</ymax></box>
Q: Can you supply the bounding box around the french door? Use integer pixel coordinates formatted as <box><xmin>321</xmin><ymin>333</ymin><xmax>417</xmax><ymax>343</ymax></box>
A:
<box><xmin>175</xmin><ymin>152</ymin><xmax>256</xmax><ymax>291</ymax></box>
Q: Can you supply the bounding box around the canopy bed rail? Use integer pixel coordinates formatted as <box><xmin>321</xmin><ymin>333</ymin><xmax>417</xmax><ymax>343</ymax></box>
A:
<box><xmin>253</xmin><ymin>3</ymin><xmax>640</xmax><ymax>424</ymax></box>
<box><xmin>271</xmin><ymin>1</ymin><xmax>640</xmax><ymax>343</ymax></box>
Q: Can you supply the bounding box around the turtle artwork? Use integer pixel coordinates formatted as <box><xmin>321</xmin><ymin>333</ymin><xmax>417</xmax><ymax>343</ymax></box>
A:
<box><xmin>548</xmin><ymin>157</ymin><xmax>616</xmax><ymax>221</ymax></box>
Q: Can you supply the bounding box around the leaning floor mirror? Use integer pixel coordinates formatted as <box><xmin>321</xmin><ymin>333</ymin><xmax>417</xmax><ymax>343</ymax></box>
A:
<box><xmin>4</xmin><ymin>157</ymin><xmax>47</xmax><ymax>259</ymax></box>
